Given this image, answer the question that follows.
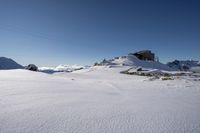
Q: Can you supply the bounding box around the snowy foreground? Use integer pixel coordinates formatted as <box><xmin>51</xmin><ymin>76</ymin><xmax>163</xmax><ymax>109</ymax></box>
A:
<box><xmin>0</xmin><ymin>67</ymin><xmax>200</xmax><ymax>133</ymax></box>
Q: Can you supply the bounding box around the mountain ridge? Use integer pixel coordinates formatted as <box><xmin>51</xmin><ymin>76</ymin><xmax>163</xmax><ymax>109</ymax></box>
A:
<box><xmin>0</xmin><ymin>57</ymin><xmax>24</xmax><ymax>70</ymax></box>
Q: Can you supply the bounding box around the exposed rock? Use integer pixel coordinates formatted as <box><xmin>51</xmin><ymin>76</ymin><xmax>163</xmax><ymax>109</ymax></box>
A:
<box><xmin>121</xmin><ymin>67</ymin><xmax>192</xmax><ymax>78</ymax></box>
<box><xmin>25</xmin><ymin>64</ymin><xmax>38</xmax><ymax>71</ymax></box>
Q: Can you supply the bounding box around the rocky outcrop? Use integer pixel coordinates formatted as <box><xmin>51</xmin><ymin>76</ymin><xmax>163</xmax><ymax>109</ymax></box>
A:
<box><xmin>25</xmin><ymin>64</ymin><xmax>38</xmax><ymax>71</ymax></box>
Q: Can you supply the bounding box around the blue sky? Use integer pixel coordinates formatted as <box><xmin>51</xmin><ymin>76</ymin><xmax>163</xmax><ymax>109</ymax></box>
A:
<box><xmin>0</xmin><ymin>0</ymin><xmax>200</xmax><ymax>66</ymax></box>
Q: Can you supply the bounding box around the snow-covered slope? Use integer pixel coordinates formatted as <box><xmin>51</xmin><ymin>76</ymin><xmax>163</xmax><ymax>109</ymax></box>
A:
<box><xmin>98</xmin><ymin>55</ymin><xmax>173</xmax><ymax>71</ymax></box>
<box><xmin>0</xmin><ymin>68</ymin><xmax>200</xmax><ymax>133</ymax></box>
<box><xmin>0</xmin><ymin>57</ymin><xmax>23</xmax><ymax>70</ymax></box>
<box><xmin>190</xmin><ymin>67</ymin><xmax>200</xmax><ymax>73</ymax></box>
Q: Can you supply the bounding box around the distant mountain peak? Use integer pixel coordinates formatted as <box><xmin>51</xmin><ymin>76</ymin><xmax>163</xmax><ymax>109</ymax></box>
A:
<box><xmin>167</xmin><ymin>60</ymin><xmax>200</xmax><ymax>71</ymax></box>
<box><xmin>0</xmin><ymin>57</ymin><xmax>24</xmax><ymax>70</ymax></box>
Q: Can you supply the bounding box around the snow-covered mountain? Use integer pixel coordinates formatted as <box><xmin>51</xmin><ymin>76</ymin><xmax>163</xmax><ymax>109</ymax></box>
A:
<box><xmin>96</xmin><ymin>55</ymin><xmax>173</xmax><ymax>71</ymax></box>
<box><xmin>39</xmin><ymin>54</ymin><xmax>174</xmax><ymax>74</ymax></box>
<box><xmin>39</xmin><ymin>64</ymin><xmax>88</xmax><ymax>73</ymax></box>
<box><xmin>1</xmin><ymin>54</ymin><xmax>200</xmax><ymax>133</ymax></box>
<box><xmin>0</xmin><ymin>57</ymin><xmax>24</xmax><ymax>70</ymax></box>
<box><xmin>167</xmin><ymin>60</ymin><xmax>200</xmax><ymax>71</ymax></box>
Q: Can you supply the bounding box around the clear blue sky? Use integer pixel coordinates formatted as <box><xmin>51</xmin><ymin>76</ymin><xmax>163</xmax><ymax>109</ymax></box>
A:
<box><xmin>0</xmin><ymin>0</ymin><xmax>199</xmax><ymax>66</ymax></box>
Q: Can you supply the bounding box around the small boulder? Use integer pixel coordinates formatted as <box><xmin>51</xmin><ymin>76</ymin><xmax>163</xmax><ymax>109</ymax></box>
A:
<box><xmin>160</xmin><ymin>76</ymin><xmax>174</xmax><ymax>80</ymax></box>
<box><xmin>136</xmin><ymin>67</ymin><xmax>142</xmax><ymax>71</ymax></box>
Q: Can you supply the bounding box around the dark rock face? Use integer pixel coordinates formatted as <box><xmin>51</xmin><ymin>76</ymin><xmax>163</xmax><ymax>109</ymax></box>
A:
<box><xmin>25</xmin><ymin>64</ymin><xmax>38</xmax><ymax>71</ymax></box>
<box><xmin>0</xmin><ymin>57</ymin><xmax>24</xmax><ymax>70</ymax></box>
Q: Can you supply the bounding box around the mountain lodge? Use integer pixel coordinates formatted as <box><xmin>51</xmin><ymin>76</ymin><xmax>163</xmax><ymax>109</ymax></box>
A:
<box><xmin>129</xmin><ymin>50</ymin><xmax>155</xmax><ymax>61</ymax></box>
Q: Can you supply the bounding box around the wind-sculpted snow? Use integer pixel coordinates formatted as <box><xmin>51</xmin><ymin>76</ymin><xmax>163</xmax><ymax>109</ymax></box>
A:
<box><xmin>0</xmin><ymin>68</ymin><xmax>200</xmax><ymax>133</ymax></box>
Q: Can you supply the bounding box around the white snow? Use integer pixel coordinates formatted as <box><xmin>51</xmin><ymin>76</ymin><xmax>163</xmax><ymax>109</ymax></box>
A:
<box><xmin>102</xmin><ymin>55</ymin><xmax>173</xmax><ymax>71</ymax></box>
<box><xmin>0</xmin><ymin>67</ymin><xmax>200</xmax><ymax>133</ymax></box>
<box><xmin>55</xmin><ymin>64</ymin><xmax>85</xmax><ymax>71</ymax></box>
<box><xmin>39</xmin><ymin>64</ymin><xmax>86</xmax><ymax>73</ymax></box>
<box><xmin>191</xmin><ymin>67</ymin><xmax>200</xmax><ymax>73</ymax></box>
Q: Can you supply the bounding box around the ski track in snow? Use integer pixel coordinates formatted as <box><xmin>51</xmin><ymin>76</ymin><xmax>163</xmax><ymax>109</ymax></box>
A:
<box><xmin>0</xmin><ymin>68</ymin><xmax>200</xmax><ymax>133</ymax></box>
